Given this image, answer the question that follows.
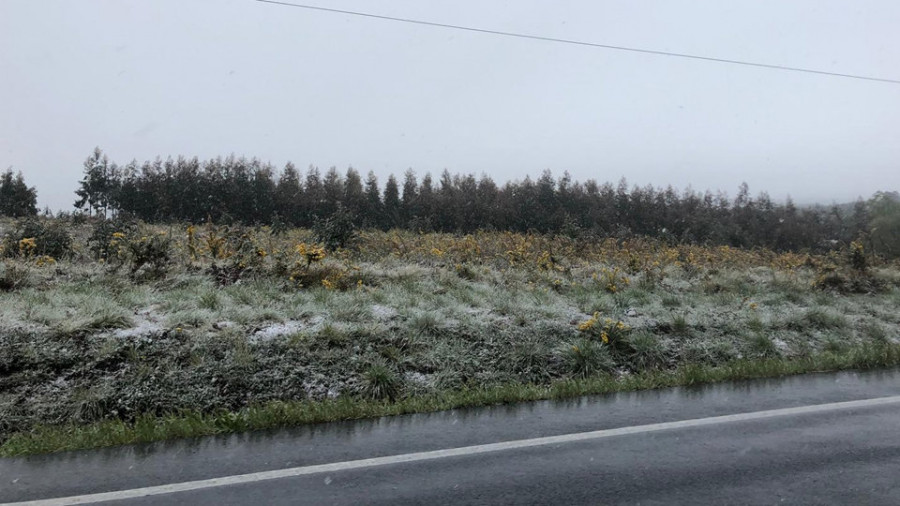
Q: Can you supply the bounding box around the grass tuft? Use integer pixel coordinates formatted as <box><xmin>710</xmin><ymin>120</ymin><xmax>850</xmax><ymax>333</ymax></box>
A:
<box><xmin>625</xmin><ymin>331</ymin><xmax>669</xmax><ymax>369</ymax></box>
<box><xmin>672</xmin><ymin>314</ymin><xmax>691</xmax><ymax>336</ymax></box>
<box><xmin>745</xmin><ymin>333</ymin><xmax>780</xmax><ymax>359</ymax></box>
<box><xmin>360</xmin><ymin>363</ymin><xmax>402</xmax><ymax>401</ymax></box>
<box><xmin>559</xmin><ymin>338</ymin><xmax>615</xmax><ymax>378</ymax></box>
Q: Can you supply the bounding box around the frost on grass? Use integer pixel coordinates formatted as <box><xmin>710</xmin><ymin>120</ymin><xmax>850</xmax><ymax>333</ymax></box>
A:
<box><xmin>107</xmin><ymin>307</ymin><xmax>163</xmax><ymax>339</ymax></box>
<box><xmin>371</xmin><ymin>304</ymin><xmax>398</xmax><ymax>321</ymax></box>
<box><xmin>1</xmin><ymin>225</ymin><xmax>899</xmax><ymax>441</ymax></box>
<box><xmin>250</xmin><ymin>316</ymin><xmax>324</xmax><ymax>343</ymax></box>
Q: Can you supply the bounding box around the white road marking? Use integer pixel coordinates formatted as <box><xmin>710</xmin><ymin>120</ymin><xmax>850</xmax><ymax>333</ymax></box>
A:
<box><xmin>6</xmin><ymin>394</ymin><xmax>900</xmax><ymax>506</ymax></box>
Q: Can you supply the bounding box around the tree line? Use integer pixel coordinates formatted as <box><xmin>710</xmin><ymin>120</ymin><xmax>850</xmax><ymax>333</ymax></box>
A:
<box><xmin>63</xmin><ymin>148</ymin><xmax>884</xmax><ymax>253</ymax></box>
<box><xmin>0</xmin><ymin>170</ymin><xmax>38</xmax><ymax>218</ymax></box>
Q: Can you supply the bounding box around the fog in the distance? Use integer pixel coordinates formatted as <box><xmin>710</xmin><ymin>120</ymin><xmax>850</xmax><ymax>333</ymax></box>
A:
<box><xmin>1</xmin><ymin>0</ymin><xmax>899</xmax><ymax>211</ymax></box>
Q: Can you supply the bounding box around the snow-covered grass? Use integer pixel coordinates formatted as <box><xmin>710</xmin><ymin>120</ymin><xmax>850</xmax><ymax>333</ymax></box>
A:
<box><xmin>2</xmin><ymin>221</ymin><xmax>899</xmax><ymax>454</ymax></box>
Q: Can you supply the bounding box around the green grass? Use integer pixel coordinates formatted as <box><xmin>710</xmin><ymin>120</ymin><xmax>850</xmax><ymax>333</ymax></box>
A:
<box><xmin>361</xmin><ymin>362</ymin><xmax>403</xmax><ymax>401</ymax></box>
<box><xmin>560</xmin><ymin>338</ymin><xmax>615</xmax><ymax>378</ymax></box>
<box><xmin>4</xmin><ymin>342</ymin><xmax>899</xmax><ymax>458</ymax></box>
<box><xmin>672</xmin><ymin>313</ymin><xmax>691</xmax><ymax>336</ymax></box>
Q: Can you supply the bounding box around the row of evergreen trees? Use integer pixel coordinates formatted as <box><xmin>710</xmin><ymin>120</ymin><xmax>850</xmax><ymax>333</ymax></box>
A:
<box><xmin>71</xmin><ymin>148</ymin><xmax>870</xmax><ymax>252</ymax></box>
<box><xmin>0</xmin><ymin>170</ymin><xmax>38</xmax><ymax>218</ymax></box>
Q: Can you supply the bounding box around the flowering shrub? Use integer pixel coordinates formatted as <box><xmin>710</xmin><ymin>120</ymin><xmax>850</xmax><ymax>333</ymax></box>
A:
<box><xmin>289</xmin><ymin>263</ymin><xmax>356</xmax><ymax>290</ymax></box>
<box><xmin>536</xmin><ymin>251</ymin><xmax>560</xmax><ymax>271</ymax></box>
<box><xmin>186</xmin><ymin>225</ymin><xmax>200</xmax><ymax>261</ymax></box>
<box><xmin>34</xmin><ymin>255</ymin><xmax>56</xmax><ymax>267</ymax></box>
<box><xmin>126</xmin><ymin>232</ymin><xmax>173</xmax><ymax>280</ymax></box>
<box><xmin>203</xmin><ymin>223</ymin><xmax>231</xmax><ymax>260</ymax></box>
<box><xmin>295</xmin><ymin>242</ymin><xmax>326</xmax><ymax>268</ymax></box>
<box><xmin>3</xmin><ymin>219</ymin><xmax>72</xmax><ymax>259</ymax></box>
<box><xmin>88</xmin><ymin>217</ymin><xmax>137</xmax><ymax>261</ymax></box>
<box><xmin>592</xmin><ymin>267</ymin><xmax>630</xmax><ymax>293</ymax></box>
<box><xmin>505</xmin><ymin>234</ymin><xmax>532</xmax><ymax>266</ymax></box>
<box><xmin>18</xmin><ymin>237</ymin><xmax>36</xmax><ymax>258</ymax></box>
<box><xmin>577</xmin><ymin>312</ymin><xmax>630</xmax><ymax>346</ymax></box>
<box><xmin>848</xmin><ymin>241</ymin><xmax>867</xmax><ymax>272</ymax></box>
<box><xmin>286</xmin><ymin>242</ymin><xmax>358</xmax><ymax>290</ymax></box>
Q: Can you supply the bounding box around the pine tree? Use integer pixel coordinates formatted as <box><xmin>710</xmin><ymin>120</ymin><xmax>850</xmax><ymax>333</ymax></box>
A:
<box><xmin>0</xmin><ymin>170</ymin><xmax>38</xmax><ymax>217</ymax></box>
<box><xmin>363</xmin><ymin>171</ymin><xmax>383</xmax><ymax>228</ymax></box>
<box><xmin>400</xmin><ymin>169</ymin><xmax>419</xmax><ymax>226</ymax></box>
<box><xmin>322</xmin><ymin>167</ymin><xmax>344</xmax><ymax>216</ymax></box>
<box><xmin>276</xmin><ymin>162</ymin><xmax>303</xmax><ymax>225</ymax></box>
<box><xmin>383</xmin><ymin>175</ymin><xmax>401</xmax><ymax>230</ymax></box>
<box><xmin>343</xmin><ymin>168</ymin><xmax>365</xmax><ymax>218</ymax></box>
<box><xmin>302</xmin><ymin>166</ymin><xmax>324</xmax><ymax>225</ymax></box>
<box><xmin>74</xmin><ymin>147</ymin><xmax>120</xmax><ymax>217</ymax></box>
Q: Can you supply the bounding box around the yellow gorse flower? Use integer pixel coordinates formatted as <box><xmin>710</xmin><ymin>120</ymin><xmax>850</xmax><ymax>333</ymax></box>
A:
<box><xmin>18</xmin><ymin>237</ymin><xmax>37</xmax><ymax>257</ymax></box>
<box><xmin>35</xmin><ymin>255</ymin><xmax>56</xmax><ymax>267</ymax></box>
<box><xmin>295</xmin><ymin>242</ymin><xmax>326</xmax><ymax>269</ymax></box>
<box><xmin>576</xmin><ymin>312</ymin><xmax>629</xmax><ymax>345</ymax></box>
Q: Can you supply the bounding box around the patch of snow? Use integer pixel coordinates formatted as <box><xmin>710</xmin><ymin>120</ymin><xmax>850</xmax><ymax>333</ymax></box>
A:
<box><xmin>50</xmin><ymin>376</ymin><xmax>69</xmax><ymax>389</ymax></box>
<box><xmin>371</xmin><ymin>304</ymin><xmax>398</xmax><ymax>321</ymax></box>
<box><xmin>404</xmin><ymin>371</ymin><xmax>432</xmax><ymax>388</ymax></box>
<box><xmin>249</xmin><ymin>316</ymin><xmax>324</xmax><ymax>343</ymax></box>
<box><xmin>250</xmin><ymin>321</ymin><xmax>305</xmax><ymax>342</ymax></box>
<box><xmin>107</xmin><ymin>308</ymin><xmax>163</xmax><ymax>338</ymax></box>
<box><xmin>110</xmin><ymin>320</ymin><xmax>163</xmax><ymax>339</ymax></box>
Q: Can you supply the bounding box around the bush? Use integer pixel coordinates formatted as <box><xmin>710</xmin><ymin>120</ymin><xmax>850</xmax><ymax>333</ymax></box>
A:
<box><xmin>576</xmin><ymin>312</ymin><xmax>631</xmax><ymax>354</ymax></box>
<box><xmin>812</xmin><ymin>257</ymin><xmax>886</xmax><ymax>294</ymax></box>
<box><xmin>0</xmin><ymin>261</ymin><xmax>31</xmax><ymax>291</ymax></box>
<box><xmin>848</xmin><ymin>241</ymin><xmax>868</xmax><ymax>273</ymax></box>
<box><xmin>868</xmin><ymin>191</ymin><xmax>900</xmax><ymax>259</ymax></box>
<box><xmin>127</xmin><ymin>233</ymin><xmax>173</xmax><ymax>280</ymax></box>
<box><xmin>204</xmin><ymin>228</ymin><xmax>268</xmax><ymax>285</ymax></box>
<box><xmin>88</xmin><ymin>216</ymin><xmax>138</xmax><ymax>261</ymax></box>
<box><xmin>815</xmin><ymin>270</ymin><xmax>886</xmax><ymax>294</ymax></box>
<box><xmin>2</xmin><ymin>219</ymin><xmax>72</xmax><ymax>259</ymax></box>
<box><xmin>313</xmin><ymin>206</ymin><xmax>358</xmax><ymax>252</ymax></box>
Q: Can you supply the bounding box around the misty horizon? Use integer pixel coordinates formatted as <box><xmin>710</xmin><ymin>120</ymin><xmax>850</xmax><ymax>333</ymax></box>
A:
<box><xmin>3</xmin><ymin>0</ymin><xmax>899</xmax><ymax>211</ymax></box>
<box><xmin>17</xmin><ymin>148</ymin><xmax>890</xmax><ymax>214</ymax></box>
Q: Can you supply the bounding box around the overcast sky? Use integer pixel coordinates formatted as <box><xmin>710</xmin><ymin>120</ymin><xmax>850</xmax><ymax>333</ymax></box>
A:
<box><xmin>2</xmin><ymin>0</ymin><xmax>899</xmax><ymax>211</ymax></box>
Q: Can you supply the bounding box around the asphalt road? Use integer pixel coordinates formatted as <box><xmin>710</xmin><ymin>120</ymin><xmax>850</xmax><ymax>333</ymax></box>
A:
<box><xmin>3</xmin><ymin>369</ymin><xmax>900</xmax><ymax>505</ymax></box>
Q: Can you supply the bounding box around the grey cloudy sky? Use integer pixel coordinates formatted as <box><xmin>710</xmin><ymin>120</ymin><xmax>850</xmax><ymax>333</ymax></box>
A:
<box><xmin>2</xmin><ymin>0</ymin><xmax>899</xmax><ymax>211</ymax></box>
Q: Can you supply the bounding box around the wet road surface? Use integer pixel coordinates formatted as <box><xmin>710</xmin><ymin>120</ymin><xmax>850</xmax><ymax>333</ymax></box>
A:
<box><xmin>3</xmin><ymin>369</ymin><xmax>900</xmax><ymax>505</ymax></box>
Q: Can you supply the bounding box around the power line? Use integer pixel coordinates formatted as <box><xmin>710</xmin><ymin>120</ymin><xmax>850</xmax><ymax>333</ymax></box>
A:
<box><xmin>255</xmin><ymin>0</ymin><xmax>900</xmax><ymax>85</ymax></box>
